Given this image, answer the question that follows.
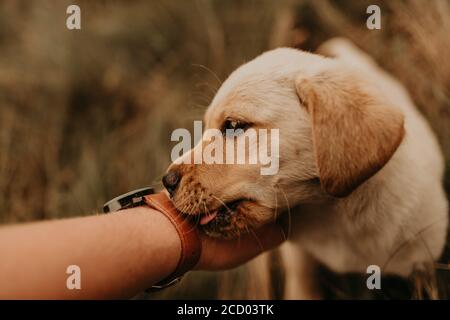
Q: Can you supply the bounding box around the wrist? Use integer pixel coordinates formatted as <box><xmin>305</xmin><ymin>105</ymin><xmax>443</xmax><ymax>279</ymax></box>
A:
<box><xmin>123</xmin><ymin>206</ymin><xmax>182</xmax><ymax>285</ymax></box>
<box><xmin>102</xmin><ymin>188</ymin><xmax>202</xmax><ymax>290</ymax></box>
<box><xmin>144</xmin><ymin>192</ymin><xmax>202</xmax><ymax>289</ymax></box>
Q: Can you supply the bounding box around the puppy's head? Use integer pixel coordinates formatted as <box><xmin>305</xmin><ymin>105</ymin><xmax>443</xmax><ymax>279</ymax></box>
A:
<box><xmin>163</xmin><ymin>48</ymin><xmax>404</xmax><ymax>238</ymax></box>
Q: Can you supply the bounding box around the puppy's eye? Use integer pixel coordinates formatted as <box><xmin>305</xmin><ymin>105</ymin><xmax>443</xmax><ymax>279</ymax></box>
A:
<box><xmin>222</xmin><ymin>119</ymin><xmax>249</xmax><ymax>133</ymax></box>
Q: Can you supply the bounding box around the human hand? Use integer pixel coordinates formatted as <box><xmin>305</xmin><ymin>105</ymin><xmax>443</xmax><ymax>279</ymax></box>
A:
<box><xmin>194</xmin><ymin>223</ymin><xmax>286</xmax><ymax>271</ymax></box>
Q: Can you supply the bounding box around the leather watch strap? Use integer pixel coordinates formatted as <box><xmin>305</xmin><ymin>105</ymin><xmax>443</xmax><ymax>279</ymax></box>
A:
<box><xmin>144</xmin><ymin>192</ymin><xmax>202</xmax><ymax>288</ymax></box>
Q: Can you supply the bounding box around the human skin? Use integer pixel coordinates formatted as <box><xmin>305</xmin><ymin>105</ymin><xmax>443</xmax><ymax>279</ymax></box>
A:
<box><xmin>0</xmin><ymin>206</ymin><xmax>285</xmax><ymax>299</ymax></box>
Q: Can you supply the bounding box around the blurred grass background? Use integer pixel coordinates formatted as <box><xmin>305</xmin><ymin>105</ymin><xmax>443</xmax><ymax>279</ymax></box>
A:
<box><xmin>0</xmin><ymin>0</ymin><xmax>449</xmax><ymax>299</ymax></box>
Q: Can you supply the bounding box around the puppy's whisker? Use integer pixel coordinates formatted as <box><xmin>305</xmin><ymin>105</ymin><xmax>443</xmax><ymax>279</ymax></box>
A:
<box><xmin>183</xmin><ymin>203</ymin><xmax>202</xmax><ymax>234</ymax></box>
<box><xmin>190</xmin><ymin>202</ymin><xmax>200</xmax><ymax>216</ymax></box>
<box><xmin>202</xmin><ymin>202</ymin><xmax>213</xmax><ymax>225</ymax></box>
<box><xmin>194</xmin><ymin>82</ymin><xmax>219</xmax><ymax>99</ymax></box>
<box><xmin>189</xmin><ymin>201</ymin><xmax>199</xmax><ymax>216</ymax></box>
<box><xmin>270</xmin><ymin>185</ymin><xmax>279</xmax><ymax>223</ymax></box>
<box><xmin>249</xmin><ymin>228</ymin><xmax>265</xmax><ymax>253</ymax></box>
<box><xmin>178</xmin><ymin>199</ymin><xmax>190</xmax><ymax>212</ymax></box>
<box><xmin>193</xmin><ymin>191</ymin><xmax>204</xmax><ymax>214</ymax></box>
<box><xmin>194</xmin><ymin>209</ymin><xmax>201</xmax><ymax>228</ymax></box>
<box><xmin>177</xmin><ymin>193</ymin><xmax>200</xmax><ymax>213</ymax></box>
<box><xmin>186</xmin><ymin>203</ymin><xmax>195</xmax><ymax>215</ymax></box>
<box><xmin>212</xmin><ymin>195</ymin><xmax>232</xmax><ymax>212</ymax></box>
<box><xmin>190</xmin><ymin>92</ymin><xmax>213</xmax><ymax>107</ymax></box>
<box><xmin>174</xmin><ymin>197</ymin><xmax>191</xmax><ymax>212</ymax></box>
<box><xmin>189</xmin><ymin>193</ymin><xmax>204</xmax><ymax>230</ymax></box>
<box><xmin>276</xmin><ymin>184</ymin><xmax>292</xmax><ymax>240</ymax></box>
<box><xmin>191</xmin><ymin>63</ymin><xmax>223</xmax><ymax>86</ymax></box>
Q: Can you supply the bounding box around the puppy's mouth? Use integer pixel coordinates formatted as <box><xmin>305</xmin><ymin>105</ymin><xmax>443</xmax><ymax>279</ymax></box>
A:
<box><xmin>181</xmin><ymin>198</ymin><xmax>251</xmax><ymax>239</ymax></box>
<box><xmin>198</xmin><ymin>199</ymin><xmax>244</xmax><ymax>226</ymax></box>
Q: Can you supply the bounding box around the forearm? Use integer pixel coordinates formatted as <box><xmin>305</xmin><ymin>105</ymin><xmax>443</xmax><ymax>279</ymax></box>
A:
<box><xmin>0</xmin><ymin>207</ymin><xmax>180</xmax><ymax>299</ymax></box>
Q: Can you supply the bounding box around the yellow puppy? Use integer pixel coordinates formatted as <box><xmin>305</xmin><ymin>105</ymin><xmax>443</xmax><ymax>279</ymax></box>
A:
<box><xmin>163</xmin><ymin>38</ymin><xmax>448</xmax><ymax>298</ymax></box>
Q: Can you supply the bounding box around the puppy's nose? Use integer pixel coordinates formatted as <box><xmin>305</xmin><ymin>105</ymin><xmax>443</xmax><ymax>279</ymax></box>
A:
<box><xmin>162</xmin><ymin>171</ymin><xmax>181</xmax><ymax>197</ymax></box>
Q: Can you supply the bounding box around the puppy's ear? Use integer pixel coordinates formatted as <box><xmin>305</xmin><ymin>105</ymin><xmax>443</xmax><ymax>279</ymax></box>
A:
<box><xmin>295</xmin><ymin>69</ymin><xmax>405</xmax><ymax>197</ymax></box>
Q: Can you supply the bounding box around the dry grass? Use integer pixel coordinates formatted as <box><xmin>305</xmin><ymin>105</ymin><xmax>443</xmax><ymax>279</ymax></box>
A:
<box><xmin>0</xmin><ymin>0</ymin><xmax>448</xmax><ymax>299</ymax></box>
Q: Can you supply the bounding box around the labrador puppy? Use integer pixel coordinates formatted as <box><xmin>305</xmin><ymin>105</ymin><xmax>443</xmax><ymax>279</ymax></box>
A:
<box><xmin>163</xmin><ymin>38</ymin><xmax>448</xmax><ymax>298</ymax></box>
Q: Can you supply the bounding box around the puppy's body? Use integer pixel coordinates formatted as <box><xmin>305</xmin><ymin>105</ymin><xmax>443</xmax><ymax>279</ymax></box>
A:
<box><xmin>287</xmin><ymin>40</ymin><xmax>448</xmax><ymax>278</ymax></box>
<box><xmin>166</xmin><ymin>39</ymin><xmax>448</xmax><ymax>298</ymax></box>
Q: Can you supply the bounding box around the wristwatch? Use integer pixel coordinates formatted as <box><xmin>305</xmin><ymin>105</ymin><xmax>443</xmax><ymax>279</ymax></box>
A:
<box><xmin>103</xmin><ymin>187</ymin><xmax>202</xmax><ymax>291</ymax></box>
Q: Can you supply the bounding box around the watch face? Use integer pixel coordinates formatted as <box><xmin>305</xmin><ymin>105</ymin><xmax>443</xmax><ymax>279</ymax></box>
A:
<box><xmin>103</xmin><ymin>187</ymin><xmax>154</xmax><ymax>213</ymax></box>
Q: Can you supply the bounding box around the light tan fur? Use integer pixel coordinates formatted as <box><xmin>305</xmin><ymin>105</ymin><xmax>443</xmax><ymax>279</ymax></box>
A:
<box><xmin>167</xmin><ymin>38</ymin><xmax>448</xmax><ymax>298</ymax></box>
<box><xmin>296</xmin><ymin>69</ymin><xmax>405</xmax><ymax>197</ymax></box>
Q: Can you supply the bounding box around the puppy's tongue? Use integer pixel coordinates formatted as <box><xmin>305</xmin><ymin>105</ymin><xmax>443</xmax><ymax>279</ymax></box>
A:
<box><xmin>200</xmin><ymin>212</ymin><xmax>217</xmax><ymax>225</ymax></box>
